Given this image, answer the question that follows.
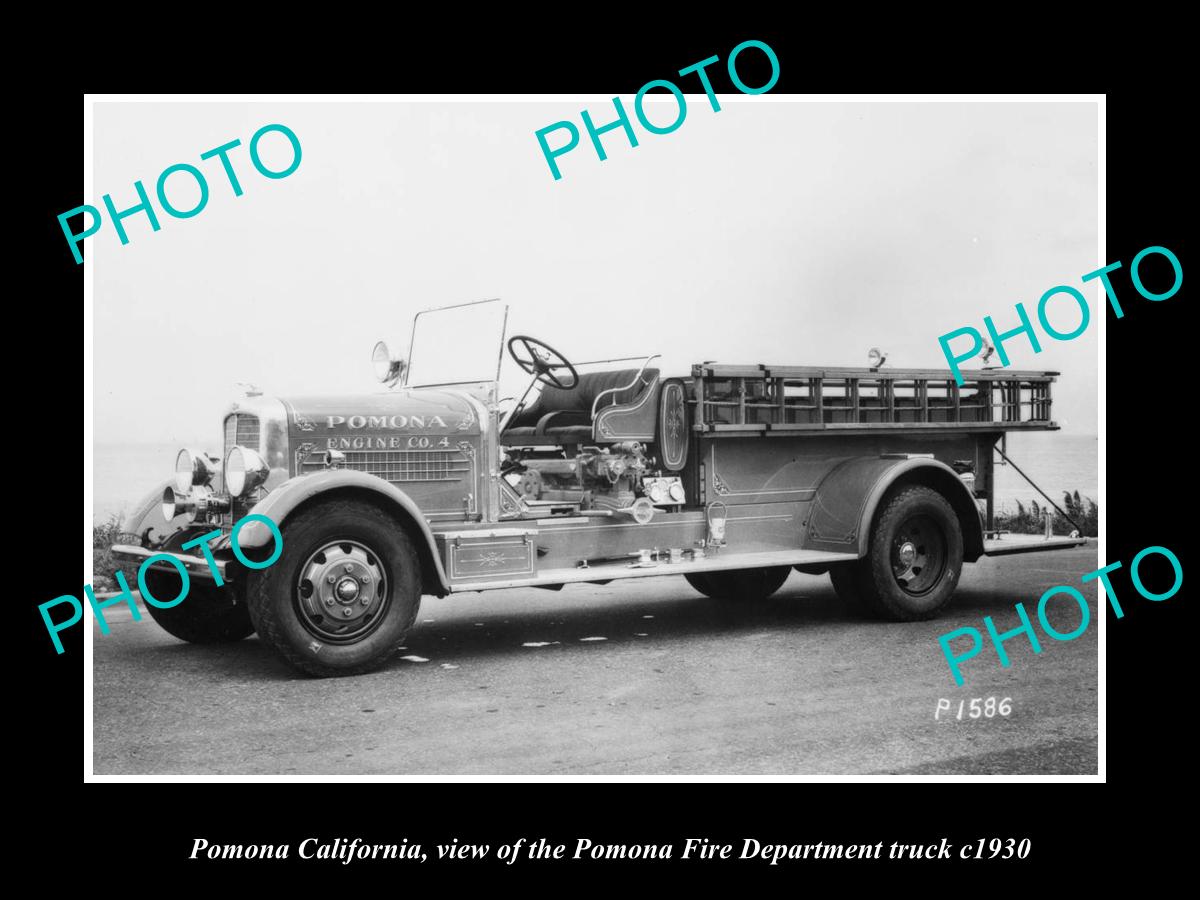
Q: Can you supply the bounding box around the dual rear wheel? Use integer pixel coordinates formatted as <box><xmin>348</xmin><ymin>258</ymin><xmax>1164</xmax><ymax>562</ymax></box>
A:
<box><xmin>828</xmin><ymin>485</ymin><xmax>963</xmax><ymax>621</ymax></box>
<box><xmin>685</xmin><ymin>566</ymin><xmax>792</xmax><ymax>601</ymax></box>
<box><xmin>684</xmin><ymin>485</ymin><xmax>963</xmax><ymax>622</ymax></box>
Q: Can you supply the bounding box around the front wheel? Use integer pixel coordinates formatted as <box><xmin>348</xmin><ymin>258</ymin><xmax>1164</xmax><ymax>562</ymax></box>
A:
<box><xmin>140</xmin><ymin>530</ymin><xmax>255</xmax><ymax>644</ymax></box>
<box><xmin>245</xmin><ymin>500</ymin><xmax>421</xmax><ymax>677</ymax></box>
<box><xmin>853</xmin><ymin>484</ymin><xmax>963</xmax><ymax>621</ymax></box>
<box><xmin>685</xmin><ymin>566</ymin><xmax>791</xmax><ymax>601</ymax></box>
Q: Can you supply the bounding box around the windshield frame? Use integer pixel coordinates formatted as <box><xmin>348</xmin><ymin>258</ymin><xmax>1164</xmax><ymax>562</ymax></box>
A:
<box><xmin>403</xmin><ymin>297</ymin><xmax>509</xmax><ymax>389</ymax></box>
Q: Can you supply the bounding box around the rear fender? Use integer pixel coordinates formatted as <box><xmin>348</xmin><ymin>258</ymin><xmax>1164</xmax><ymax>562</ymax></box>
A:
<box><xmin>803</xmin><ymin>457</ymin><xmax>984</xmax><ymax>562</ymax></box>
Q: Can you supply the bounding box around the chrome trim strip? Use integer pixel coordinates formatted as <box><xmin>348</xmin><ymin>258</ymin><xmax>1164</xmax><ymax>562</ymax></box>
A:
<box><xmin>445</xmin><ymin>548</ymin><xmax>858</xmax><ymax>592</ymax></box>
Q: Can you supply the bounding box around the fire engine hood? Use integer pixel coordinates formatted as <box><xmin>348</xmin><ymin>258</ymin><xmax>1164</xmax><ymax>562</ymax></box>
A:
<box><xmin>279</xmin><ymin>388</ymin><xmax>483</xmax><ymax>446</ymax></box>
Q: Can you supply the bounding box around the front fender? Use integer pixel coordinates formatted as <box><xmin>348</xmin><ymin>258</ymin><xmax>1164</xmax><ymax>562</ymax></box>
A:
<box><xmin>803</xmin><ymin>457</ymin><xmax>984</xmax><ymax>561</ymax></box>
<box><xmin>237</xmin><ymin>470</ymin><xmax>450</xmax><ymax>594</ymax></box>
<box><xmin>123</xmin><ymin>477</ymin><xmax>192</xmax><ymax>547</ymax></box>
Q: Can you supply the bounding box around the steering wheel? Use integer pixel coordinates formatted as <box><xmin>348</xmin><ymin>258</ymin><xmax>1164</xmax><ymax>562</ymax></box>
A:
<box><xmin>507</xmin><ymin>335</ymin><xmax>579</xmax><ymax>390</ymax></box>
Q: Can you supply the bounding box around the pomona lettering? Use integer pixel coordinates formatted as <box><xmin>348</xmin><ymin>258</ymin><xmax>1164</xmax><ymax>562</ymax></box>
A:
<box><xmin>326</xmin><ymin>415</ymin><xmax>449</xmax><ymax>429</ymax></box>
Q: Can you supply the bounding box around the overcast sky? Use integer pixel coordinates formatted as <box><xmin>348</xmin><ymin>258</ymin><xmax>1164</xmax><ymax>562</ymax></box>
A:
<box><xmin>92</xmin><ymin>100</ymin><xmax>1097</xmax><ymax>446</ymax></box>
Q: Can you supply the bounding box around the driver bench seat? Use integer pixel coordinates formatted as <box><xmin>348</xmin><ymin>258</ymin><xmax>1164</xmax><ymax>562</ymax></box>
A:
<box><xmin>502</xmin><ymin>368</ymin><xmax>660</xmax><ymax>444</ymax></box>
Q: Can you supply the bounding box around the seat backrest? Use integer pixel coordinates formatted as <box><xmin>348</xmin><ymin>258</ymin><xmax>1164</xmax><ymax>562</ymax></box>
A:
<box><xmin>509</xmin><ymin>368</ymin><xmax>660</xmax><ymax>429</ymax></box>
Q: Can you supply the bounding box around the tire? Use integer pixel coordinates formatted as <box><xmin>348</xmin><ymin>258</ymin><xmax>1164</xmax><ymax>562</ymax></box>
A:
<box><xmin>854</xmin><ymin>484</ymin><xmax>963</xmax><ymax>621</ymax></box>
<box><xmin>140</xmin><ymin>531</ymin><xmax>255</xmax><ymax>644</ymax></box>
<box><xmin>827</xmin><ymin>563</ymin><xmax>881</xmax><ymax>618</ymax></box>
<box><xmin>684</xmin><ymin>566</ymin><xmax>791</xmax><ymax>601</ymax></box>
<box><xmin>245</xmin><ymin>500</ymin><xmax>421</xmax><ymax>677</ymax></box>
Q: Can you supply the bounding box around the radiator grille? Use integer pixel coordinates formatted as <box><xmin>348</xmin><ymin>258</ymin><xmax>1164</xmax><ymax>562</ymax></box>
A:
<box><xmin>343</xmin><ymin>449</ymin><xmax>471</xmax><ymax>483</ymax></box>
<box><xmin>223</xmin><ymin>414</ymin><xmax>260</xmax><ymax>457</ymax></box>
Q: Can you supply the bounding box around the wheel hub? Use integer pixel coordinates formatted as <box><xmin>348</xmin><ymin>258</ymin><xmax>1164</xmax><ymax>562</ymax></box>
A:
<box><xmin>890</xmin><ymin>515</ymin><xmax>946</xmax><ymax>596</ymax></box>
<box><xmin>296</xmin><ymin>540</ymin><xmax>388</xmax><ymax>642</ymax></box>
<box><xmin>335</xmin><ymin>577</ymin><xmax>361</xmax><ymax>603</ymax></box>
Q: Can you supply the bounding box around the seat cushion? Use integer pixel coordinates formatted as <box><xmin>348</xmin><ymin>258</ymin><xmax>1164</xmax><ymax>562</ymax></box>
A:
<box><xmin>507</xmin><ymin>368</ymin><xmax>659</xmax><ymax>431</ymax></box>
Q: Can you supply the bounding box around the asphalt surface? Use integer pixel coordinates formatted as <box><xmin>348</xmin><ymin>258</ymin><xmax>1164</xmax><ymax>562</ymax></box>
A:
<box><xmin>92</xmin><ymin>546</ymin><xmax>1098</xmax><ymax>775</ymax></box>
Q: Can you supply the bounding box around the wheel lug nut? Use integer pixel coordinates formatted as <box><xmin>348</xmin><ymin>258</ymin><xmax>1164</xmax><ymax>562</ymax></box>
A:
<box><xmin>326</xmin><ymin>575</ymin><xmax>335</xmax><ymax>584</ymax></box>
<box><xmin>343</xmin><ymin>564</ymin><xmax>353</xmax><ymax>573</ymax></box>
<box><xmin>360</xmin><ymin>596</ymin><xmax>369</xmax><ymax>606</ymax></box>
<box><xmin>360</xmin><ymin>575</ymin><xmax>370</xmax><ymax>584</ymax></box>
<box><xmin>342</xmin><ymin>608</ymin><xmax>353</xmax><ymax>617</ymax></box>
<box><xmin>324</xmin><ymin>598</ymin><xmax>333</xmax><ymax>607</ymax></box>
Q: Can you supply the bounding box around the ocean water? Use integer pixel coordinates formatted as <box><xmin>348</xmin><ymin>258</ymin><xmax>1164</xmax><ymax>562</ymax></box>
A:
<box><xmin>93</xmin><ymin>442</ymin><xmax>180</xmax><ymax>526</ymax></box>
<box><xmin>989</xmin><ymin>432</ymin><xmax>1098</xmax><ymax>511</ymax></box>
<box><xmin>91</xmin><ymin>432</ymin><xmax>1099</xmax><ymax>526</ymax></box>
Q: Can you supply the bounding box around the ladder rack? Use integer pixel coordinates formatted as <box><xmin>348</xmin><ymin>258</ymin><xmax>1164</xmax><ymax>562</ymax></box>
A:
<box><xmin>691</xmin><ymin>364</ymin><xmax>1057</xmax><ymax>436</ymax></box>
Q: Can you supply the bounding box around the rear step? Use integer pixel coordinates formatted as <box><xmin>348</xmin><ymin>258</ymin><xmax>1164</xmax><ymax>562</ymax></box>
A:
<box><xmin>982</xmin><ymin>534</ymin><xmax>1089</xmax><ymax>557</ymax></box>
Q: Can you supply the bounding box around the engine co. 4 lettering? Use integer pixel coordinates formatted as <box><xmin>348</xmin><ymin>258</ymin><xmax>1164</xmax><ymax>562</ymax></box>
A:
<box><xmin>935</xmin><ymin>697</ymin><xmax>1012</xmax><ymax>720</ymax></box>
<box><xmin>326</xmin><ymin>435</ymin><xmax>453</xmax><ymax>450</ymax></box>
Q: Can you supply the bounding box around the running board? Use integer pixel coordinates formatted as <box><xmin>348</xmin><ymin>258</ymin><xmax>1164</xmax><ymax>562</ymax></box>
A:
<box><xmin>982</xmin><ymin>535</ymin><xmax>1089</xmax><ymax>557</ymax></box>
<box><xmin>445</xmin><ymin>549</ymin><xmax>859</xmax><ymax>593</ymax></box>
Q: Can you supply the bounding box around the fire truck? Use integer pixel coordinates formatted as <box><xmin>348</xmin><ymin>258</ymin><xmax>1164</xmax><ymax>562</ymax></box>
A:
<box><xmin>112</xmin><ymin>299</ymin><xmax>1085</xmax><ymax>676</ymax></box>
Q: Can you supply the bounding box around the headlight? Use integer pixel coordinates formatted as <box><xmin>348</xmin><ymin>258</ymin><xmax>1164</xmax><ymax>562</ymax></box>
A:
<box><xmin>174</xmin><ymin>448</ymin><xmax>215</xmax><ymax>493</ymax></box>
<box><xmin>225</xmin><ymin>446</ymin><xmax>269</xmax><ymax>497</ymax></box>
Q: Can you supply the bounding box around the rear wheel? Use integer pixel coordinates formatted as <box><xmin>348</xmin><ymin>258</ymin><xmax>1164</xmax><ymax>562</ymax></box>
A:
<box><xmin>852</xmin><ymin>485</ymin><xmax>963</xmax><ymax>621</ymax></box>
<box><xmin>140</xmin><ymin>530</ymin><xmax>255</xmax><ymax>644</ymax></box>
<box><xmin>828</xmin><ymin>564</ymin><xmax>880</xmax><ymax>617</ymax></box>
<box><xmin>245</xmin><ymin>500</ymin><xmax>421</xmax><ymax>677</ymax></box>
<box><xmin>685</xmin><ymin>566</ymin><xmax>791</xmax><ymax>601</ymax></box>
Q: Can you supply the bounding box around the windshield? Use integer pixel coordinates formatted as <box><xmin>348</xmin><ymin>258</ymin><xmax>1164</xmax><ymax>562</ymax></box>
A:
<box><xmin>405</xmin><ymin>298</ymin><xmax>509</xmax><ymax>387</ymax></box>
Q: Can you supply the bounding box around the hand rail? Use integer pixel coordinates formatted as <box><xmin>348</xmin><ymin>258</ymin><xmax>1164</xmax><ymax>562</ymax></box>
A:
<box><xmin>590</xmin><ymin>354</ymin><xmax>662</xmax><ymax>419</ymax></box>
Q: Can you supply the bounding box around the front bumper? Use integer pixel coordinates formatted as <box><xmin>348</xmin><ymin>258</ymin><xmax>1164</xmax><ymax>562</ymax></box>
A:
<box><xmin>110</xmin><ymin>544</ymin><xmax>231</xmax><ymax>582</ymax></box>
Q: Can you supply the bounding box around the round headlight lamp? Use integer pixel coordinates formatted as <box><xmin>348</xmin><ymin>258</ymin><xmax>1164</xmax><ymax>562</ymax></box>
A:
<box><xmin>174</xmin><ymin>448</ymin><xmax>215</xmax><ymax>493</ymax></box>
<box><xmin>225</xmin><ymin>446</ymin><xmax>269</xmax><ymax>498</ymax></box>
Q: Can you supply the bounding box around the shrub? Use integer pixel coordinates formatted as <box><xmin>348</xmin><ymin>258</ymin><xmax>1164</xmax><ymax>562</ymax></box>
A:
<box><xmin>92</xmin><ymin>513</ymin><xmax>143</xmax><ymax>592</ymax></box>
<box><xmin>994</xmin><ymin>491</ymin><xmax>1098</xmax><ymax>538</ymax></box>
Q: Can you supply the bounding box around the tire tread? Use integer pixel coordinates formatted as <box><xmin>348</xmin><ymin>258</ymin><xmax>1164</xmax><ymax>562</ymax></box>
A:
<box><xmin>246</xmin><ymin>500</ymin><xmax>420</xmax><ymax>677</ymax></box>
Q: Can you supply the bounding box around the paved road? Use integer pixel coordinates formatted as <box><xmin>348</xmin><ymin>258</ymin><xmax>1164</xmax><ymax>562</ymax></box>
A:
<box><xmin>92</xmin><ymin>547</ymin><xmax>1098</xmax><ymax>775</ymax></box>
